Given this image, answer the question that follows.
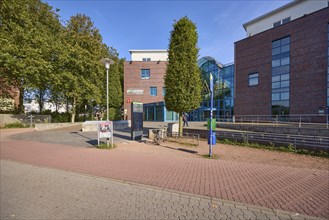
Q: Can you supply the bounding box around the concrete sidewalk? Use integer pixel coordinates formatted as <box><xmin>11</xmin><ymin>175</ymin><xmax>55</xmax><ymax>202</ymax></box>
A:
<box><xmin>1</xmin><ymin>160</ymin><xmax>321</xmax><ymax>220</ymax></box>
<box><xmin>1</xmin><ymin>128</ymin><xmax>328</xmax><ymax>219</ymax></box>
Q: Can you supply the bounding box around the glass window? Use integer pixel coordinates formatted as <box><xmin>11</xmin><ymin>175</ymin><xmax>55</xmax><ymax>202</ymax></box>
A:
<box><xmin>280</xmin><ymin>37</ymin><xmax>290</xmax><ymax>45</ymax></box>
<box><xmin>273</xmin><ymin>21</ymin><xmax>281</xmax><ymax>28</ymax></box>
<box><xmin>272</xmin><ymin>93</ymin><xmax>280</xmax><ymax>101</ymax></box>
<box><xmin>272</xmin><ymin>82</ymin><xmax>280</xmax><ymax>89</ymax></box>
<box><xmin>281</xmin><ymin>80</ymin><xmax>289</xmax><ymax>88</ymax></box>
<box><xmin>281</xmin><ymin>74</ymin><xmax>289</xmax><ymax>81</ymax></box>
<box><xmin>141</xmin><ymin>69</ymin><xmax>150</xmax><ymax>79</ymax></box>
<box><xmin>281</xmin><ymin>44</ymin><xmax>290</xmax><ymax>53</ymax></box>
<box><xmin>272</xmin><ymin>59</ymin><xmax>280</xmax><ymax>67</ymax></box>
<box><xmin>162</xmin><ymin>87</ymin><xmax>166</xmax><ymax>96</ymax></box>
<box><xmin>272</xmin><ymin>65</ymin><xmax>289</xmax><ymax>75</ymax></box>
<box><xmin>150</xmin><ymin>87</ymin><xmax>157</xmax><ymax>96</ymax></box>
<box><xmin>272</xmin><ymin>47</ymin><xmax>280</xmax><ymax>56</ymax></box>
<box><xmin>249</xmin><ymin>73</ymin><xmax>259</xmax><ymax>86</ymax></box>
<box><xmin>272</xmin><ymin>40</ymin><xmax>280</xmax><ymax>48</ymax></box>
<box><xmin>281</xmin><ymin>92</ymin><xmax>289</xmax><ymax>100</ymax></box>
<box><xmin>272</xmin><ymin>75</ymin><xmax>280</xmax><ymax>82</ymax></box>
<box><xmin>142</xmin><ymin>58</ymin><xmax>151</xmax><ymax>61</ymax></box>
<box><xmin>282</xmin><ymin>17</ymin><xmax>290</xmax><ymax>24</ymax></box>
<box><xmin>281</xmin><ymin>57</ymin><xmax>290</xmax><ymax>66</ymax></box>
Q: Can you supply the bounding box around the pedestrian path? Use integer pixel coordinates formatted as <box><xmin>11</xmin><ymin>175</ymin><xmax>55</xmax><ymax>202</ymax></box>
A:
<box><xmin>1</xmin><ymin>160</ymin><xmax>322</xmax><ymax>220</ymax></box>
<box><xmin>1</xmin><ymin>128</ymin><xmax>328</xmax><ymax>219</ymax></box>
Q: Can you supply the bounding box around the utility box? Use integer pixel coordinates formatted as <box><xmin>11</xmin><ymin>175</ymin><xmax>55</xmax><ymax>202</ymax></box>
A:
<box><xmin>208</xmin><ymin>132</ymin><xmax>216</xmax><ymax>145</ymax></box>
<box><xmin>131</xmin><ymin>102</ymin><xmax>143</xmax><ymax>140</ymax></box>
<box><xmin>168</xmin><ymin>123</ymin><xmax>179</xmax><ymax>134</ymax></box>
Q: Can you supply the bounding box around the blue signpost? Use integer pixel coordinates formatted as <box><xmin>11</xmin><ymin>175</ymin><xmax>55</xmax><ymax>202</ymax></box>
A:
<box><xmin>209</xmin><ymin>73</ymin><xmax>215</xmax><ymax>157</ymax></box>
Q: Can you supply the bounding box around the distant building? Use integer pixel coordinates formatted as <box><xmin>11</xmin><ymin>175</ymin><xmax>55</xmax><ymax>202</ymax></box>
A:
<box><xmin>234</xmin><ymin>0</ymin><xmax>329</xmax><ymax>119</ymax></box>
<box><xmin>189</xmin><ymin>57</ymin><xmax>234</xmax><ymax>121</ymax></box>
<box><xmin>123</xmin><ymin>50</ymin><xmax>168</xmax><ymax>120</ymax></box>
<box><xmin>24</xmin><ymin>100</ymin><xmax>69</xmax><ymax>113</ymax></box>
<box><xmin>123</xmin><ymin>50</ymin><xmax>234</xmax><ymax>121</ymax></box>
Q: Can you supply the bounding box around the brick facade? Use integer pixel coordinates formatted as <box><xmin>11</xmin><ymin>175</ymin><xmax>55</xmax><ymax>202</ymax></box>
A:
<box><xmin>234</xmin><ymin>7</ymin><xmax>329</xmax><ymax>116</ymax></box>
<box><xmin>123</xmin><ymin>61</ymin><xmax>167</xmax><ymax>120</ymax></box>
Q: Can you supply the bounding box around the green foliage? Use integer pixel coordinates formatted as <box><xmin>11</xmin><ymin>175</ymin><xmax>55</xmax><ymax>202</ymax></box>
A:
<box><xmin>0</xmin><ymin>0</ymin><xmax>63</xmax><ymax>113</ymax></box>
<box><xmin>165</xmin><ymin>16</ymin><xmax>202</xmax><ymax>113</ymax></box>
<box><xmin>201</xmin><ymin>154</ymin><xmax>219</xmax><ymax>159</ymax></box>
<box><xmin>0</xmin><ymin>1</ymin><xmax>124</xmax><ymax>118</ymax></box>
<box><xmin>3</xmin><ymin>122</ymin><xmax>29</xmax><ymax>128</ymax></box>
<box><xmin>165</xmin><ymin>16</ymin><xmax>202</xmax><ymax>136</ymax></box>
<box><xmin>97</xmin><ymin>143</ymin><xmax>116</xmax><ymax>149</ymax></box>
<box><xmin>219</xmin><ymin>139</ymin><xmax>329</xmax><ymax>158</ymax></box>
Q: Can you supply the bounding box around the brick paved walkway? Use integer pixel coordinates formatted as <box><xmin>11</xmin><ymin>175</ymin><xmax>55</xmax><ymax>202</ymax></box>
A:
<box><xmin>1</xmin><ymin>128</ymin><xmax>328</xmax><ymax>219</ymax></box>
<box><xmin>1</xmin><ymin>160</ymin><xmax>322</xmax><ymax>220</ymax></box>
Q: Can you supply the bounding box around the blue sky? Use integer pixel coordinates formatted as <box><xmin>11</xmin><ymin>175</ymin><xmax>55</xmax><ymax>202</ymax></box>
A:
<box><xmin>44</xmin><ymin>0</ymin><xmax>291</xmax><ymax>64</ymax></box>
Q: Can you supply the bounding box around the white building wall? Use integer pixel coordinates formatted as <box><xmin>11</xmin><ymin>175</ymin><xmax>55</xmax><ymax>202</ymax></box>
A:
<box><xmin>244</xmin><ymin>0</ymin><xmax>328</xmax><ymax>36</ymax></box>
<box><xmin>24</xmin><ymin>100</ymin><xmax>70</xmax><ymax>113</ymax></box>
<box><xmin>130</xmin><ymin>50</ymin><xmax>168</xmax><ymax>61</ymax></box>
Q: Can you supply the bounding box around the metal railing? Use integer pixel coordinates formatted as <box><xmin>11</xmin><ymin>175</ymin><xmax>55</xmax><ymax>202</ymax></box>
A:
<box><xmin>217</xmin><ymin>130</ymin><xmax>329</xmax><ymax>152</ymax></box>
<box><xmin>1</xmin><ymin>114</ymin><xmax>51</xmax><ymax>127</ymax></box>
<box><xmin>215</xmin><ymin>114</ymin><xmax>329</xmax><ymax>129</ymax></box>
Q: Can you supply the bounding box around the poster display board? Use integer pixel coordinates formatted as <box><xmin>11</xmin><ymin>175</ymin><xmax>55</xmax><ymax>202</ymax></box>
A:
<box><xmin>98</xmin><ymin>121</ymin><xmax>113</xmax><ymax>146</ymax></box>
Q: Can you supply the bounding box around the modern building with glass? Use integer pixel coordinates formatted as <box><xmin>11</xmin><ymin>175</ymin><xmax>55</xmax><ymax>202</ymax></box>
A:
<box><xmin>188</xmin><ymin>57</ymin><xmax>234</xmax><ymax>121</ymax></box>
<box><xmin>141</xmin><ymin>56</ymin><xmax>234</xmax><ymax>122</ymax></box>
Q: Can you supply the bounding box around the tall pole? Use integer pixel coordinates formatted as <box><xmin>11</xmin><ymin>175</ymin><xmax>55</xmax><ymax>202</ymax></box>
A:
<box><xmin>209</xmin><ymin>73</ymin><xmax>213</xmax><ymax>158</ymax></box>
<box><xmin>106</xmin><ymin>67</ymin><xmax>109</xmax><ymax>121</ymax></box>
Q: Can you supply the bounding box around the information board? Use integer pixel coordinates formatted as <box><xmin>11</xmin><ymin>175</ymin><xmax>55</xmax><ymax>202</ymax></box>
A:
<box><xmin>131</xmin><ymin>102</ymin><xmax>143</xmax><ymax>140</ymax></box>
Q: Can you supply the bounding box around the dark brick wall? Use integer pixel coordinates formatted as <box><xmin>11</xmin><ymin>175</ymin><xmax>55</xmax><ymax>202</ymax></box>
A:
<box><xmin>124</xmin><ymin>61</ymin><xmax>167</xmax><ymax>119</ymax></box>
<box><xmin>235</xmin><ymin>7</ymin><xmax>329</xmax><ymax>116</ymax></box>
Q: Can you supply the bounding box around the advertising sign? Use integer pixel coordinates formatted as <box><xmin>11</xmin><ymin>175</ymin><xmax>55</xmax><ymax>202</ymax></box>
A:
<box><xmin>131</xmin><ymin>102</ymin><xmax>143</xmax><ymax>140</ymax></box>
<box><xmin>98</xmin><ymin>121</ymin><xmax>113</xmax><ymax>146</ymax></box>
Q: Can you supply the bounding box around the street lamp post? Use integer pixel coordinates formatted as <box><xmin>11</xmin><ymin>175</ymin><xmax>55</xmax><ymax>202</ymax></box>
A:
<box><xmin>101</xmin><ymin>58</ymin><xmax>114</xmax><ymax>121</ymax></box>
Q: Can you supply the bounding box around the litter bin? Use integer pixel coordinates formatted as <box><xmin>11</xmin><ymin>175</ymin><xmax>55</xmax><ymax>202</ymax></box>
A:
<box><xmin>208</xmin><ymin>132</ymin><xmax>216</xmax><ymax>145</ymax></box>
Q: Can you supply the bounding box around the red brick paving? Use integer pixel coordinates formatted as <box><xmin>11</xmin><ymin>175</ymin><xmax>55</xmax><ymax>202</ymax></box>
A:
<box><xmin>1</xmin><ymin>129</ymin><xmax>328</xmax><ymax>219</ymax></box>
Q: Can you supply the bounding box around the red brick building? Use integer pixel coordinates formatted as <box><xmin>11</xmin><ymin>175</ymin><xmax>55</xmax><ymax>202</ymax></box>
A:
<box><xmin>123</xmin><ymin>50</ymin><xmax>168</xmax><ymax>120</ymax></box>
<box><xmin>235</xmin><ymin>1</ymin><xmax>329</xmax><ymax>118</ymax></box>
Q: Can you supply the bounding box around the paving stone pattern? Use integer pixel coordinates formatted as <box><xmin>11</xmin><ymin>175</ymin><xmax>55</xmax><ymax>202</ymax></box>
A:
<box><xmin>1</xmin><ymin>160</ymin><xmax>322</xmax><ymax>220</ymax></box>
<box><xmin>1</xmin><ymin>128</ymin><xmax>329</xmax><ymax>219</ymax></box>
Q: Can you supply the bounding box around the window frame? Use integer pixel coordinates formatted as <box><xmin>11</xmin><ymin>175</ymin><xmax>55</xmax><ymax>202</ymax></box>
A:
<box><xmin>150</xmin><ymin>87</ymin><xmax>157</xmax><ymax>96</ymax></box>
<box><xmin>141</xmin><ymin>69</ymin><xmax>150</xmax><ymax>79</ymax></box>
<box><xmin>248</xmin><ymin>72</ymin><xmax>259</xmax><ymax>86</ymax></box>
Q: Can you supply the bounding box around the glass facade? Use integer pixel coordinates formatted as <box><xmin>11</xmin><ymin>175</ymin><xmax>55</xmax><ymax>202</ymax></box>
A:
<box><xmin>189</xmin><ymin>57</ymin><xmax>234</xmax><ymax>121</ymax></box>
<box><xmin>143</xmin><ymin>56</ymin><xmax>235</xmax><ymax>122</ymax></box>
<box><xmin>143</xmin><ymin>102</ymin><xmax>179</xmax><ymax>122</ymax></box>
<box><xmin>271</xmin><ymin>36</ymin><xmax>290</xmax><ymax>115</ymax></box>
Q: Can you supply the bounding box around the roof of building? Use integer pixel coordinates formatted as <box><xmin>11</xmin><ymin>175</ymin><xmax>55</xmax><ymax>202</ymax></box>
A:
<box><xmin>198</xmin><ymin>56</ymin><xmax>223</xmax><ymax>68</ymax></box>
<box><xmin>129</xmin><ymin>49</ymin><xmax>167</xmax><ymax>54</ymax></box>
<box><xmin>243</xmin><ymin>0</ymin><xmax>304</xmax><ymax>30</ymax></box>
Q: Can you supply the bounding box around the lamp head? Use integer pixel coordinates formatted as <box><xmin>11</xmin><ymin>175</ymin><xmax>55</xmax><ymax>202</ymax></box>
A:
<box><xmin>101</xmin><ymin>58</ymin><xmax>114</xmax><ymax>69</ymax></box>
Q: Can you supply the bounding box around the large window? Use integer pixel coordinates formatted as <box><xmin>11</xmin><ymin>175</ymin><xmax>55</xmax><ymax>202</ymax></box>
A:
<box><xmin>249</xmin><ymin>73</ymin><xmax>259</xmax><ymax>86</ymax></box>
<box><xmin>272</xmin><ymin>36</ymin><xmax>290</xmax><ymax>115</ymax></box>
<box><xmin>150</xmin><ymin>87</ymin><xmax>157</xmax><ymax>96</ymax></box>
<box><xmin>141</xmin><ymin>69</ymin><xmax>150</xmax><ymax>79</ymax></box>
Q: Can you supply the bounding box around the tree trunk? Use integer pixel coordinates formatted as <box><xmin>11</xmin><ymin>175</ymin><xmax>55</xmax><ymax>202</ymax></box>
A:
<box><xmin>71</xmin><ymin>97</ymin><xmax>76</xmax><ymax>123</ymax></box>
<box><xmin>179</xmin><ymin>113</ymin><xmax>183</xmax><ymax>137</ymax></box>
<box><xmin>17</xmin><ymin>87</ymin><xmax>24</xmax><ymax>114</ymax></box>
<box><xmin>38</xmin><ymin>90</ymin><xmax>44</xmax><ymax>114</ymax></box>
